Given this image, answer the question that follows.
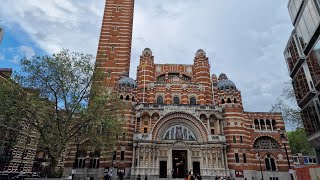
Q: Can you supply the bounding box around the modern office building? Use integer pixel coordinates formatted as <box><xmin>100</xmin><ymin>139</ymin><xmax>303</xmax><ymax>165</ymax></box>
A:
<box><xmin>284</xmin><ymin>0</ymin><xmax>320</xmax><ymax>163</ymax></box>
<box><xmin>63</xmin><ymin>1</ymin><xmax>293</xmax><ymax>179</ymax></box>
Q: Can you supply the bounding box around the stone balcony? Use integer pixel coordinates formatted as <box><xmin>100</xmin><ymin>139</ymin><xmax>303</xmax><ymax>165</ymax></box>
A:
<box><xmin>208</xmin><ymin>135</ymin><xmax>226</xmax><ymax>143</ymax></box>
<box><xmin>133</xmin><ymin>133</ymin><xmax>152</xmax><ymax>141</ymax></box>
<box><xmin>135</xmin><ymin>103</ymin><xmax>222</xmax><ymax>114</ymax></box>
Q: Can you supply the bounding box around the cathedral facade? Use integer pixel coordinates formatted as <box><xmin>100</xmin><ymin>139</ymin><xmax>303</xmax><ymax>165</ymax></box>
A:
<box><xmin>64</xmin><ymin>0</ymin><xmax>293</xmax><ymax>179</ymax></box>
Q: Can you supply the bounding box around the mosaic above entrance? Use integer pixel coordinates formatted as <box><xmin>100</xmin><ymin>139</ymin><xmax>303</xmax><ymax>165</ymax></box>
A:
<box><xmin>163</xmin><ymin>125</ymin><xmax>196</xmax><ymax>141</ymax></box>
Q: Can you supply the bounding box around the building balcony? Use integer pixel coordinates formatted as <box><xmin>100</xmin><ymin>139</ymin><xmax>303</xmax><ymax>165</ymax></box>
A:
<box><xmin>133</xmin><ymin>133</ymin><xmax>152</xmax><ymax>141</ymax></box>
<box><xmin>135</xmin><ymin>103</ymin><xmax>220</xmax><ymax>112</ymax></box>
<box><xmin>208</xmin><ymin>135</ymin><xmax>226</xmax><ymax>143</ymax></box>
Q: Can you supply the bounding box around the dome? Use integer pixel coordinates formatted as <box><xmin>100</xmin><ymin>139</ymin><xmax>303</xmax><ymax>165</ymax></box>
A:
<box><xmin>142</xmin><ymin>48</ymin><xmax>152</xmax><ymax>56</ymax></box>
<box><xmin>218</xmin><ymin>73</ymin><xmax>228</xmax><ymax>80</ymax></box>
<box><xmin>118</xmin><ymin>76</ymin><xmax>137</xmax><ymax>88</ymax></box>
<box><xmin>195</xmin><ymin>49</ymin><xmax>206</xmax><ymax>57</ymax></box>
<box><xmin>212</xmin><ymin>74</ymin><xmax>217</xmax><ymax>79</ymax></box>
<box><xmin>217</xmin><ymin>79</ymin><xmax>237</xmax><ymax>90</ymax></box>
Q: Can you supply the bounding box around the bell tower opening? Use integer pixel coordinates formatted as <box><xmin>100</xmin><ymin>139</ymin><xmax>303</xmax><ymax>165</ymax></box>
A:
<box><xmin>172</xmin><ymin>150</ymin><xmax>187</xmax><ymax>178</ymax></box>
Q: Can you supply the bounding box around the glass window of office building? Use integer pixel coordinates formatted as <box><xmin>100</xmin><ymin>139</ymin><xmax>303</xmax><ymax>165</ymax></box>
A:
<box><xmin>296</xmin><ymin>0</ymin><xmax>320</xmax><ymax>46</ymax></box>
<box><xmin>289</xmin><ymin>0</ymin><xmax>304</xmax><ymax>22</ymax></box>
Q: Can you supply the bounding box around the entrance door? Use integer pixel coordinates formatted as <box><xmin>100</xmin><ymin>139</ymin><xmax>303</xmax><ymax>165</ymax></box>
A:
<box><xmin>159</xmin><ymin>161</ymin><xmax>167</xmax><ymax>178</ymax></box>
<box><xmin>193</xmin><ymin>161</ymin><xmax>200</xmax><ymax>176</ymax></box>
<box><xmin>172</xmin><ymin>150</ymin><xmax>187</xmax><ymax>178</ymax></box>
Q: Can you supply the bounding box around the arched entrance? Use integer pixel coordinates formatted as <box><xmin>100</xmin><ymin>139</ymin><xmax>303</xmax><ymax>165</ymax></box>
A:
<box><xmin>172</xmin><ymin>150</ymin><xmax>187</xmax><ymax>178</ymax></box>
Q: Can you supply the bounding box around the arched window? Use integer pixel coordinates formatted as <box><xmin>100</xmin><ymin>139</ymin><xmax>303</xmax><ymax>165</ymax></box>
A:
<box><xmin>253</xmin><ymin>137</ymin><xmax>280</xmax><ymax>150</ymax></box>
<box><xmin>190</xmin><ymin>97</ymin><xmax>196</xmax><ymax>105</ymax></box>
<box><xmin>125</xmin><ymin>95</ymin><xmax>129</xmax><ymax>100</ymax></box>
<box><xmin>254</xmin><ymin>119</ymin><xmax>259</xmax><ymax>130</ymax></box>
<box><xmin>266</xmin><ymin>119</ymin><xmax>271</xmax><ymax>130</ymax></box>
<box><xmin>234</xmin><ymin>98</ymin><xmax>237</xmax><ymax>103</ymax></box>
<box><xmin>227</xmin><ymin>98</ymin><xmax>232</xmax><ymax>103</ymax></box>
<box><xmin>173</xmin><ymin>97</ymin><xmax>180</xmax><ymax>105</ymax></box>
<box><xmin>157</xmin><ymin>96</ymin><xmax>164</xmax><ymax>104</ymax></box>
<box><xmin>265</xmin><ymin>154</ymin><xmax>277</xmax><ymax>171</ymax></box>
<box><xmin>132</xmin><ymin>96</ymin><xmax>135</xmax><ymax>102</ymax></box>
<box><xmin>260</xmin><ymin>119</ymin><xmax>265</xmax><ymax>130</ymax></box>
<box><xmin>120</xmin><ymin>95</ymin><xmax>123</xmax><ymax>100</ymax></box>
<box><xmin>221</xmin><ymin>99</ymin><xmax>225</xmax><ymax>104</ymax></box>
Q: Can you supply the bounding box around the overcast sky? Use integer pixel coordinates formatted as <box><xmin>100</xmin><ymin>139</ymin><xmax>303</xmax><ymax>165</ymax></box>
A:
<box><xmin>0</xmin><ymin>0</ymin><xmax>294</xmax><ymax>112</ymax></box>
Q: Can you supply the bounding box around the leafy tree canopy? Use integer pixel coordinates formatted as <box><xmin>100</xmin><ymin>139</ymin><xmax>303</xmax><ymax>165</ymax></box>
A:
<box><xmin>287</xmin><ymin>129</ymin><xmax>314</xmax><ymax>155</ymax></box>
<box><xmin>0</xmin><ymin>49</ymin><xmax>126</xmax><ymax>175</ymax></box>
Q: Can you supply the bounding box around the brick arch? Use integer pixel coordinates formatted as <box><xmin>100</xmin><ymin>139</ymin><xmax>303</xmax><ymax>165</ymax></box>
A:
<box><xmin>152</xmin><ymin>111</ymin><xmax>208</xmax><ymax>142</ymax></box>
<box><xmin>252</xmin><ymin>135</ymin><xmax>282</xmax><ymax>150</ymax></box>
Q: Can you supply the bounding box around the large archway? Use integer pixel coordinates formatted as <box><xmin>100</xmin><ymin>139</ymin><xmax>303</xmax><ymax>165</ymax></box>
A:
<box><xmin>152</xmin><ymin>111</ymin><xmax>208</xmax><ymax>142</ymax></box>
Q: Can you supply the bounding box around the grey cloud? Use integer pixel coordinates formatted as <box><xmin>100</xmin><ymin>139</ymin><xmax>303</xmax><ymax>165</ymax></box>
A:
<box><xmin>0</xmin><ymin>0</ymin><xmax>294</xmax><ymax>112</ymax></box>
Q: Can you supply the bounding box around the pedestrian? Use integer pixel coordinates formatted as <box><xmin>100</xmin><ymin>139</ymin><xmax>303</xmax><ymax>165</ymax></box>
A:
<box><xmin>85</xmin><ymin>174</ymin><xmax>90</xmax><ymax>180</ymax></box>
<box><xmin>145</xmin><ymin>174</ymin><xmax>147</xmax><ymax>180</ymax></box>
<box><xmin>90</xmin><ymin>175</ymin><xmax>95</xmax><ymax>180</ymax></box>
<box><xmin>103</xmin><ymin>173</ymin><xmax>109</xmax><ymax>180</ymax></box>
<box><xmin>108</xmin><ymin>169</ymin><xmax>113</xmax><ymax>180</ymax></box>
<box><xmin>119</xmin><ymin>171</ymin><xmax>124</xmax><ymax>180</ymax></box>
<box><xmin>67</xmin><ymin>174</ymin><xmax>72</xmax><ymax>180</ymax></box>
<box><xmin>137</xmin><ymin>174</ymin><xmax>141</xmax><ymax>180</ymax></box>
<box><xmin>190</xmin><ymin>172</ymin><xmax>195</xmax><ymax>180</ymax></box>
<box><xmin>196</xmin><ymin>173</ymin><xmax>202</xmax><ymax>180</ymax></box>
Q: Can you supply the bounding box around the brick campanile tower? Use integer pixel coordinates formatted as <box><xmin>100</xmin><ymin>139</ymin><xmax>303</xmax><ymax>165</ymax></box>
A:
<box><xmin>95</xmin><ymin>0</ymin><xmax>135</xmax><ymax>87</ymax></box>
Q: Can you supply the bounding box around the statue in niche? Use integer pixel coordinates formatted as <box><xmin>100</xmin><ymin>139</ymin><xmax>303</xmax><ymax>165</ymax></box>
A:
<box><xmin>176</xmin><ymin>126</ymin><xmax>183</xmax><ymax>140</ymax></box>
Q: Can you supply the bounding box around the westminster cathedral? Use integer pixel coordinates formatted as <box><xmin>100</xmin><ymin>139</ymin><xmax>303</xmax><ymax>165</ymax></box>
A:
<box><xmin>64</xmin><ymin>0</ymin><xmax>293</xmax><ymax>180</ymax></box>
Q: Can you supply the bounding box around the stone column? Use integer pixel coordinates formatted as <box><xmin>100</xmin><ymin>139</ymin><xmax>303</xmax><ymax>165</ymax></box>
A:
<box><xmin>271</xmin><ymin>122</ymin><xmax>274</xmax><ymax>131</ymax></box>
<box><xmin>143</xmin><ymin>147</ymin><xmax>146</xmax><ymax>168</ymax></box>
<box><xmin>215</xmin><ymin>151</ymin><xmax>218</xmax><ymax>168</ymax></box>
<box><xmin>152</xmin><ymin>147</ymin><xmax>155</xmax><ymax>175</ymax></box>
<box><xmin>264</xmin><ymin>119</ymin><xmax>267</xmax><ymax>131</ymax></box>
<box><xmin>148</xmin><ymin>147</ymin><xmax>151</xmax><ymax>174</ymax></box>
<box><xmin>132</xmin><ymin>146</ymin><xmax>136</xmax><ymax>168</ymax></box>
<box><xmin>211</xmin><ymin>150</ymin><xmax>214</xmax><ymax>168</ymax></box>
<box><xmin>259</xmin><ymin>121</ymin><xmax>262</xmax><ymax>131</ymax></box>
<box><xmin>187</xmin><ymin>149</ymin><xmax>192</xmax><ymax>172</ymax></box>
<box><xmin>169</xmin><ymin>148</ymin><xmax>173</xmax><ymax>177</ymax></box>
<box><xmin>137</xmin><ymin>147</ymin><xmax>140</xmax><ymax>165</ymax></box>
<box><xmin>205</xmin><ymin>149</ymin><xmax>208</xmax><ymax>168</ymax></box>
<box><xmin>223</xmin><ymin>148</ymin><xmax>228</xmax><ymax>169</ymax></box>
<box><xmin>217</xmin><ymin>120</ymin><xmax>221</xmax><ymax>134</ymax></box>
<box><xmin>207</xmin><ymin>118</ymin><xmax>210</xmax><ymax>134</ymax></box>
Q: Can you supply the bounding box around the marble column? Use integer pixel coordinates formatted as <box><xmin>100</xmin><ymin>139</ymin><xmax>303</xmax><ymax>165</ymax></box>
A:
<box><xmin>143</xmin><ymin>147</ymin><xmax>146</xmax><ymax>168</ymax></box>
<box><xmin>137</xmin><ymin>147</ymin><xmax>140</xmax><ymax>168</ymax></box>
<box><xmin>215</xmin><ymin>151</ymin><xmax>218</xmax><ymax>168</ymax></box>
<box><xmin>148</xmin><ymin>147</ymin><xmax>151</xmax><ymax>173</ymax></box>
<box><xmin>205</xmin><ymin>149</ymin><xmax>208</xmax><ymax>168</ymax></box>
<box><xmin>132</xmin><ymin>146</ymin><xmax>136</xmax><ymax>168</ymax></box>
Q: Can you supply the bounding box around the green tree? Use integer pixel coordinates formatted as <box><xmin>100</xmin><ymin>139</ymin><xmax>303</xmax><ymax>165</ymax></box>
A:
<box><xmin>287</xmin><ymin>129</ymin><xmax>314</xmax><ymax>155</ymax></box>
<box><xmin>0</xmin><ymin>49</ymin><xmax>126</xmax><ymax>176</ymax></box>
<box><xmin>271</xmin><ymin>81</ymin><xmax>302</xmax><ymax>129</ymax></box>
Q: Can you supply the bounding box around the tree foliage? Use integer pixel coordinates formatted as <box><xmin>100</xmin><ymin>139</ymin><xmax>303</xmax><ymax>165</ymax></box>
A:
<box><xmin>0</xmin><ymin>49</ymin><xmax>126</xmax><ymax>175</ymax></box>
<box><xmin>287</xmin><ymin>129</ymin><xmax>314</xmax><ymax>155</ymax></box>
<box><xmin>271</xmin><ymin>81</ymin><xmax>303</xmax><ymax>129</ymax></box>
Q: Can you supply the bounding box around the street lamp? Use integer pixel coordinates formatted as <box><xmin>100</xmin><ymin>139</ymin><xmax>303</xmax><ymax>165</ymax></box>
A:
<box><xmin>283</xmin><ymin>143</ymin><xmax>294</xmax><ymax>180</ymax></box>
<box><xmin>257</xmin><ymin>154</ymin><xmax>264</xmax><ymax>180</ymax></box>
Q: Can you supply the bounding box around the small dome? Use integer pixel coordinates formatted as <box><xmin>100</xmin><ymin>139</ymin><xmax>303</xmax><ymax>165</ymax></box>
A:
<box><xmin>142</xmin><ymin>48</ymin><xmax>152</xmax><ymax>56</ymax></box>
<box><xmin>218</xmin><ymin>73</ymin><xmax>228</xmax><ymax>80</ymax></box>
<box><xmin>212</xmin><ymin>74</ymin><xmax>217</xmax><ymax>79</ymax></box>
<box><xmin>118</xmin><ymin>76</ymin><xmax>137</xmax><ymax>88</ymax></box>
<box><xmin>217</xmin><ymin>79</ymin><xmax>237</xmax><ymax>90</ymax></box>
<box><xmin>195</xmin><ymin>49</ymin><xmax>206</xmax><ymax>57</ymax></box>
